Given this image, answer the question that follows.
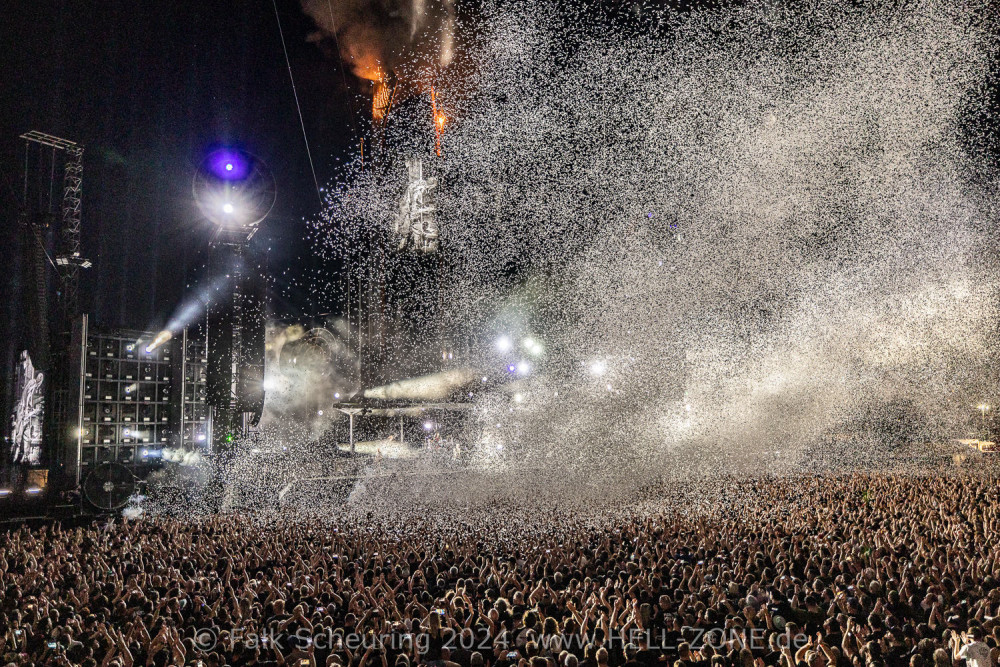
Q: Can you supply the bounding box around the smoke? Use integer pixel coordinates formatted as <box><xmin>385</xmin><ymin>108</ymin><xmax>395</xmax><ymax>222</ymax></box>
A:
<box><xmin>259</xmin><ymin>323</ymin><xmax>358</xmax><ymax>438</ymax></box>
<box><xmin>363</xmin><ymin>367</ymin><xmax>475</xmax><ymax>400</ymax></box>
<box><xmin>161</xmin><ymin>447</ymin><xmax>203</xmax><ymax>466</ymax></box>
<box><xmin>302</xmin><ymin>0</ymin><xmax>456</xmax><ymax>84</ymax></box>
<box><xmin>318</xmin><ymin>0</ymin><xmax>1000</xmax><ymax>492</ymax></box>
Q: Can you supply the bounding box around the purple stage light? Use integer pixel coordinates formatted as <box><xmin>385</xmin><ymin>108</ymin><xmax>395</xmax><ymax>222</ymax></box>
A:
<box><xmin>194</xmin><ymin>148</ymin><xmax>275</xmax><ymax>230</ymax></box>
<box><xmin>206</xmin><ymin>149</ymin><xmax>251</xmax><ymax>180</ymax></box>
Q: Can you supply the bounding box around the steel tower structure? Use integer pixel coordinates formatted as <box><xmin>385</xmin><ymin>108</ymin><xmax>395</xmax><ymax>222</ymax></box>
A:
<box><xmin>20</xmin><ymin>131</ymin><xmax>91</xmax><ymax>327</ymax></box>
<box><xmin>192</xmin><ymin>149</ymin><xmax>275</xmax><ymax>454</ymax></box>
<box><xmin>3</xmin><ymin>132</ymin><xmax>92</xmax><ymax>489</ymax></box>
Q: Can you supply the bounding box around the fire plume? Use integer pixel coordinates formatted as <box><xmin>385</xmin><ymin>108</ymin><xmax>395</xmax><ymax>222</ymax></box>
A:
<box><xmin>372</xmin><ymin>71</ymin><xmax>394</xmax><ymax>121</ymax></box>
<box><xmin>431</xmin><ymin>86</ymin><xmax>446</xmax><ymax>156</ymax></box>
<box><xmin>300</xmin><ymin>0</ymin><xmax>457</xmax><ymax>126</ymax></box>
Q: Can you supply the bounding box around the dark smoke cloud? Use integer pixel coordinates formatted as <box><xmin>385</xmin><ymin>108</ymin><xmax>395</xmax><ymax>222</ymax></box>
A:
<box><xmin>302</xmin><ymin>0</ymin><xmax>456</xmax><ymax>83</ymax></box>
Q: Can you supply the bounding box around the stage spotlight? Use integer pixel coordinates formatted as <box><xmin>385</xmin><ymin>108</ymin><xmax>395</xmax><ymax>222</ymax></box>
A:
<box><xmin>516</xmin><ymin>360</ymin><xmax>531</xmax><ymax>375</ymax></box>
<box><xmin>525</xmin><ymin>339</ymin><xmax>544</xmax><ymax>356</ymax></box>
<box><xmin>194</xmin><ymin>148</ymin><xmax>275</xmax><ymax>232</ymax></box>
<box><xmin>25</xmin><ymin>486</ymin><xmax>42</xmax><ymax>495</ymax></box>
<box><xmin>590</xmin><ymin>360</ymin><xmax>607</xmax><ymax>376</ymax></box>
<box><xmin>0</xmin><ymin>489</ymin><xmax>11</xmax><ymax>498</ymax></box>
<box><xmin>262</xmin><ymin>378</ymin><xmax>276</xmax><ymax>391</ymax></box>
<box><xmin>207</xmin><ymin>150</ymin><xmax>250</xmax><ymax>180</ymax></box>
<box><xmin>423</xmin><ymin>421</ymin><xmax>434</xmax><ymax>431</ymax></box>
<box><xmin>145</xmin><ymin>330</ymin><xmax>172</xmax><ymax>353</ymax></box>
<box><xmin>496</xmin><ymin>336</ymin><xmax>512</xmax><ymax>352</ymax></box>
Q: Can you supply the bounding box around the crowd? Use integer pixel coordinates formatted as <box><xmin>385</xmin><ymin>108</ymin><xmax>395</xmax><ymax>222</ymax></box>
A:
<box><xmin>1</xmin><ymin>472</ymin><xmax>999</xmax><ymax>667</ymax></box>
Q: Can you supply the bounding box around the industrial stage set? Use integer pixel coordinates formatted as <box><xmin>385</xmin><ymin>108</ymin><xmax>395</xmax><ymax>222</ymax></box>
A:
<box><xmin>2</xmin><ymin>91</ymin><xmax>465</xmax><ymax>512</ymax></box>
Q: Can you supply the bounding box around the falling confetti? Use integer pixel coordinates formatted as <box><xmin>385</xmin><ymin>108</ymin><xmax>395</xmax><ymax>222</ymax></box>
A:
<box><xmin>140</xmin><ymin>0</ymin><xmax>1000</xmax><ymax>514</ymax></box>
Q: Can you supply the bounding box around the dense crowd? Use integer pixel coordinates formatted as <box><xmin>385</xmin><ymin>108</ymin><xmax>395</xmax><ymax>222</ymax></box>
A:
<box><xmin>2</xmin><ymin>472</ymin><xmax>999</xmax><ymax>667</ymax></box>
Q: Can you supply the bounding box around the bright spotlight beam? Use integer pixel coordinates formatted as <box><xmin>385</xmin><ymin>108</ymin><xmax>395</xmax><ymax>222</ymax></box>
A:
<box><xmin>193</xmin><ymin>148</ymin><xmax>276</xmax><ymax>231</ymax></box>
<box><xmin>145</xmin><ymin>330</ymin><xmax>173</xmax><ymax>353</ymax></box>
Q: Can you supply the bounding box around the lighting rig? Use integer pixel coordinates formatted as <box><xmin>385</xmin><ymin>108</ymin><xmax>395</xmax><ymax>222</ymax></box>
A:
<box><xmin>192</xmin><ymin>149</ymin><xmax>275</xmax><ymax>453</ymax></box>
<box><xmin>6</xmin><ymin>131</ymin><xmax>91</xmax><ymax>494</ymax></box>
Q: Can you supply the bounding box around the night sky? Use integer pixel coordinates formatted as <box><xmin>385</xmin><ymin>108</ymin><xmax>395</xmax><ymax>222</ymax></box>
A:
<box><xmin>4</xmin><ymin>0</ymin><xmax>998</xmax><ymax>338</ymax></box>
<box><xmin>1</xmin><ymin>0</ymin><xmax>361</xmax><ymax>333</ymax></box>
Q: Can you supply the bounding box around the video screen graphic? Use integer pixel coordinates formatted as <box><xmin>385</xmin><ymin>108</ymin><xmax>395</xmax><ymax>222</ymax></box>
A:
<box><xmin>10</xmin><ymin>350</ymin><xmax>44</xmax><ymax>465</ymax></box>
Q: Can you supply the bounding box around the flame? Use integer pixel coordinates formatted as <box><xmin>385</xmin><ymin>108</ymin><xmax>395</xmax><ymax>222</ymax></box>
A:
<box><xmin>372</xmin><ymin>69</ymin><xmax>394</xmax><ymax>121</ymax></box>
<box><xmin>431</xmin><ymin>86</ymin><xmax>446</xmax><ymax>156</ymax></box>
<box><xmin>342</xmin><ymin>42</ymin><xmax>386</xmax><ymax>83</ymax></box>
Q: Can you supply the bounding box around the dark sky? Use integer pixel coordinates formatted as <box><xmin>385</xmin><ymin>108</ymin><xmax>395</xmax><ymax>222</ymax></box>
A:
<box><xmin>1</xmin><ymin>0</ymin><xmax>360</xmax><ymax>333</ymax></box>
<box><xmin>4</xmin><ymin>0</ymin><xmax>998</xmax><ymax>339</ymax></box>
